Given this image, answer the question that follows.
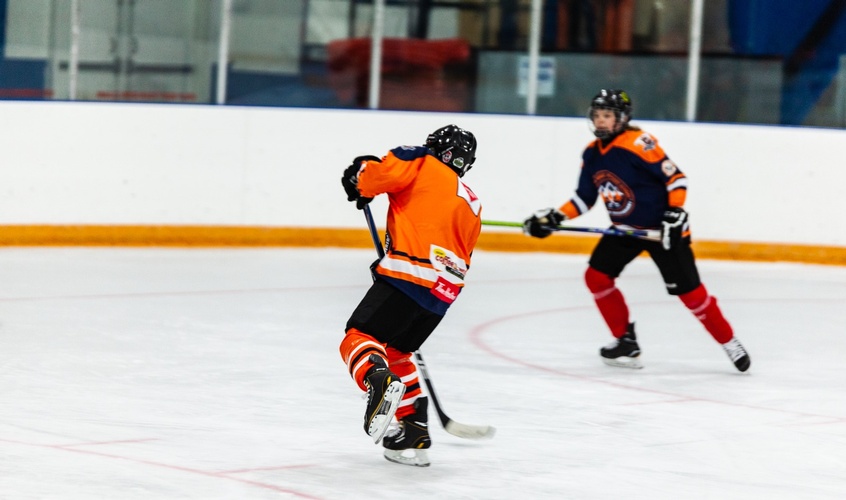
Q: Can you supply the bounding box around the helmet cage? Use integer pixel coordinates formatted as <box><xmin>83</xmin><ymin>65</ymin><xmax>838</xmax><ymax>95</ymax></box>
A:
<box><xmin>587</xmin><ymin>89</ymin><xmax>632</xmax><ymax>140</ymax></box>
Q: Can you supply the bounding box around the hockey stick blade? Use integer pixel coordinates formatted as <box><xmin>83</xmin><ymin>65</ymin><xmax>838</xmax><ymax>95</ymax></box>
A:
<box><xmin>445</xmin><ymin>420</ymin><xmax>496</xmax><ymax>440</ymax></box>
<box><xmin>414</xmin><ymin>351</ymin><xmax>496</xmax><ymax>440</ymax></box>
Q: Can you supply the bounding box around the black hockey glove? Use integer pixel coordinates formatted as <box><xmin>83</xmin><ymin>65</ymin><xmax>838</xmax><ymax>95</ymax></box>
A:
<box><xmin>523</xmin><ymin>208</ymin><xmax>566</xmax><ymax>239</ymax></box>
<box><xmin>661</xmin><ymin>207</ymin><xmax>688</xmax><ymax>250</ymax></box>
<box><xmin>341</xmin><ymin>155</ymin><xmax>381</xmax><ymax>210</ymax></box>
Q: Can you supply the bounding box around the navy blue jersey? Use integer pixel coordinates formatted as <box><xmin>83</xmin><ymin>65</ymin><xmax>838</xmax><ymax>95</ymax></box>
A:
<box><xmin>559</xmin><ymin>129</ymin><xmax>687</xmax><ymax>230</ymax></box>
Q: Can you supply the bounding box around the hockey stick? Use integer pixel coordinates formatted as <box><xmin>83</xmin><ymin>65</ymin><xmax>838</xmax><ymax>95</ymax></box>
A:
<box><xmin>411</xmin><ymin>351</ymin><xmax>495</xmax><ymax>439</ymax></box>
<box><xmin>482</xmin><ymin>219</ymin><xmax>662</xmax><ymax>242</ymax></box>
<box><xmin>362</xmin><ymin>203</ymin><xmax>384</xmax><ymax>258</ymax></box>
<box><xmin>362</xmin><ymin>205</ymin><xmax>495</xmax><ymax>440</ymax></box>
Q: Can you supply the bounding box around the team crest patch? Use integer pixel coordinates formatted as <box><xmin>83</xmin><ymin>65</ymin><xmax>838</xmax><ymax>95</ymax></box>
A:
<box><xmin>442</xmin><ymin>150</ymin><xmax>453</xmax><ymax>163</ymax></box>
<box><xmin>593</xmin><ymin>170</ymin><xmax>635</xmax><ymax>217</ymax></box>
<box><xmin>634</xmin><ymin>133</ymin><xmax>656</xmax><ymax>152</ymax></box>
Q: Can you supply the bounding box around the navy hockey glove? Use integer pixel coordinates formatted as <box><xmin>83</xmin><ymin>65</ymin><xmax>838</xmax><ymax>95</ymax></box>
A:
<box><xmin>661</xmin><ymin>207</ymin><xmax>688</xmax><ymax>250</ymax></box>
<box><xmin>342</xmin><ymin>155</ymin><xmax>381</xmax><ymax>210</ymax></box>
<box><xmin>523</xmin><ymin>208</ymin><xmax>566</xmax><ymax>238</ymax></box>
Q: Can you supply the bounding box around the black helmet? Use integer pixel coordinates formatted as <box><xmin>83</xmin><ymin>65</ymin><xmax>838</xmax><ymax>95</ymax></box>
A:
<box><xmin>588</xmin><ymin>89</ymin><xmax>632</xmax><ymax>140</ymax></box>
<box><xmin>425</xmin><ymin>124</ymin><xmax>477</xmax><ymax>177</ymax></box>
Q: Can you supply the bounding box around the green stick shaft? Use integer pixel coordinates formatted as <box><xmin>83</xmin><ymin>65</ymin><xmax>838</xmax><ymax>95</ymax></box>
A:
<box><xmin>481</xmin><ymin>220</ymin><xmax>523</xmax><ymax>228</ymax></box>
<box><xmin>481</xmin><ymin>219</ymin><xmax>661</xmax><ymax>241</ymax></box>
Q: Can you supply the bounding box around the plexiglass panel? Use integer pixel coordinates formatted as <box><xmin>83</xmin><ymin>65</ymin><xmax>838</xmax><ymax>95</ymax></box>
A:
<box><xmin>0</xmin><ymin>0</ymin><xmax>842</xmax><ymax>128</ymax></box>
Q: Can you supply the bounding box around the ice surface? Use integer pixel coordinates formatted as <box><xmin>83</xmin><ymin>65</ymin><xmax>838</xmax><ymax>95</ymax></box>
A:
<box><xmin>1</xmin><ymin>248</ymin><xmax>844</xmax><ymax>499</ymax></box>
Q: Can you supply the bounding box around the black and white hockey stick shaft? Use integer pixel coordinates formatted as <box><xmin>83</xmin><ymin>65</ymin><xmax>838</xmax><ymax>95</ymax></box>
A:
<box><xmin>363</xmin><ymin>204</ymin><xmax>384</xmax><ymax>259</ymax></box>
<box><xmin>362</xmin><ymin>205</ymin><xmax>495</xmax><ymax>440</ymax></box>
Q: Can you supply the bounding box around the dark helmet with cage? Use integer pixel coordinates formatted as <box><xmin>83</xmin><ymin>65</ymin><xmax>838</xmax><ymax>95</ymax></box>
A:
<box><xmin>425</xmin><ymin>124</ymin><xmax>477</xmax><ymax>177</ymax></box>
<box><xmin>587</xmin><ymin>89</ymin><xmax>632</xmax><ymax>140</ymax></box>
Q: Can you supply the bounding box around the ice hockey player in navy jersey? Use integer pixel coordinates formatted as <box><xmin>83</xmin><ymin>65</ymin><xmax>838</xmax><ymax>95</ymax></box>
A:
<box><xmin>523</xmin><ymin>89</ymin><xmax>750</xmax><ymax>372</ymax></box>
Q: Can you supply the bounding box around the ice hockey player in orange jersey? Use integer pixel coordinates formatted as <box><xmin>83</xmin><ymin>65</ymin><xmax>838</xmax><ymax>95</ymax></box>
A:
<box><xmin>339</xmin><ymin>124</ymin><xmax>482</xmax><ymax>466</ymax></box>
<box><xmin>523</xmin><ymin>89</ymin><xmax>750</xmax><ymax>373</ymax></box>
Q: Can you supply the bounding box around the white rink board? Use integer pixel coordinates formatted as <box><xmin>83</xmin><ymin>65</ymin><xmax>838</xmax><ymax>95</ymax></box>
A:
<box><xmin>0</xmin><ymin>101</ymin><xmax>842</xmax><ymax>246</ymax></box>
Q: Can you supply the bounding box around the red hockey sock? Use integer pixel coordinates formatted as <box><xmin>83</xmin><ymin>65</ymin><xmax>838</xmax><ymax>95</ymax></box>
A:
<box><xmin>585</xmin><ymin>267</ymin><xmax>630</xmax><ymax>337</ymax></box>
<box><xmin>339</xmin><ymin>328</ymin><xmax>387</xmax><ymax>391</ymax></box>
<box><xmin>386</xmin><ymin>347</ymin><xmax>422</xmax><ymax>420</ymax></box>
<box><xmin>679</xmin><ymin>285</ymin><xmax>734</xmax><ymax>344</ymax></box>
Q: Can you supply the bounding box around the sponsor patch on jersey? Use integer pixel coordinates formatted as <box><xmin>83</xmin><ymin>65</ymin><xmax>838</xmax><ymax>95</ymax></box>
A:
<box><xmin>661</xmin><ymin>160</ymin><xmax>678</xmax><ymax>176</ymax></box>
<box><xmin>593</xmin><ymin>170</ymin><xmax>635</xmax><ymax>217</ymax></box>
<box><xmin>432</xmin><ymin>247</ymin><xmax>466</xmax><ymax>280</ymax></box>
<box><xmin>430</xmin><ymin>276</ymin><xmax>459</xmax><ymax>304</ymax></box>
<box><xmin>634</xmin><ymin>133</ymin><xmax>656</xmax><ymax>152</ymax></box>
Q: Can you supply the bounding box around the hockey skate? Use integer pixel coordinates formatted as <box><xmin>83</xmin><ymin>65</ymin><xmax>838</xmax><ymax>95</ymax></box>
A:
<box><xmin>383</xmin><ymin>397</ymin><xmax>431</xmax><ymax>467</ymax></box>
<box><xmin>600</xmin><ymin>323</ymin><xmax>643</xmax><ymax>369</ymax></box>
<box><xmin>363</xmin><ymin>355</ymin><xmax>406</xmax><ymax>444</ymax></box>
<box><xmin>721</xmin><ymin>337</ymin><xmax>751</xmax><ymax>372</ymax></box>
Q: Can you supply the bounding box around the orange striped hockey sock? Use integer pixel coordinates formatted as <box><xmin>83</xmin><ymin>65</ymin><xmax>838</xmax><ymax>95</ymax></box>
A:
<box><xmin>340</xmin><ymin>328</ymin><xmax>388</xmax><ymax>391</ymax></box>
<box><xmin>386</xmin><ymin>347</ymin><xmax>423</xmax><ymax>420</ymax></box>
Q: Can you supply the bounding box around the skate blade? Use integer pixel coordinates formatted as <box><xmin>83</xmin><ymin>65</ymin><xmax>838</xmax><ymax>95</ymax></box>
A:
<box><xmin>383</xmin><ymin>448</ymin><xmax>431</xmax><ymax>467</ymax></box>
<box><xmin>368</xmin><ymin>381</ymin><xmax>406</xmax><ymax>444</ymax></box>
<box><xmin>602</xmin><ymin>356</ymin><xmax>643</xmax><ymax>369</ymax></box>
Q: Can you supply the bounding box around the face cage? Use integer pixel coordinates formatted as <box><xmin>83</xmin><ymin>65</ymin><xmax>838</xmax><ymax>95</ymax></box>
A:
<box><xmin>587</xmin><ymin>106</ymin><xmax>627</xmax><ymax>139</ymax></box>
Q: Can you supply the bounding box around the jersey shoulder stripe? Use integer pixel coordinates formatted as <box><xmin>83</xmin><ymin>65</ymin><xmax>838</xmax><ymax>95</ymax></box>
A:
<box><xmin>613</xmin><ymin>130</ymin><xmax>666</xmax><ymax>163</ymax></box>
<box><xmin>390</xmin><ymin>145</ymin><xmax>430</xmax><ymax>161</ymax></box>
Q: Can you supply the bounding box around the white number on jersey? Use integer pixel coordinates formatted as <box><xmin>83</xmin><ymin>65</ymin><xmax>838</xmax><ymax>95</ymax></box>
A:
<box><xmin>456</xmin><ymin>180</ymin><xmax>481</xmax><ymax>216</ymax></box>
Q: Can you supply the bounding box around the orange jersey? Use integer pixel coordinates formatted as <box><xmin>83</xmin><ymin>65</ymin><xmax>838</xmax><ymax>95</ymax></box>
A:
<box><xmin>357</xmin><ymin>146</ymin><xmax>482</xmax><ymax>314</ymax></box>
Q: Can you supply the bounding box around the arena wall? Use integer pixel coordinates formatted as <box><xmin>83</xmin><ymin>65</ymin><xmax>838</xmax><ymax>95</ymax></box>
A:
<box><xmin>0</xmin><ymin>101</ymin><xmax>841</xmax><ymax>264</ymax></box>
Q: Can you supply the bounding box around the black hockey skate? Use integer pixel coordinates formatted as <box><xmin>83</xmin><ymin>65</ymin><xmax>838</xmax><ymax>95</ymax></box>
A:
<box><xmin>600</xmin><ymin>323</ymin><xmax>643</xmax><ymax>369</ymax></box>
<box><xmin>721</xmin><ymin>337</ymin><xmax>751</xmax><ymax>372</ymax></box>
<box><xmin>383</xmin><ymin>397</ymin><xmax>431</xmax><ymax>467</ymax></box>
<box><xmin>363</xmin><ymin>355</ymin><xmax>405</xmax><ymax>444</ymax></box>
